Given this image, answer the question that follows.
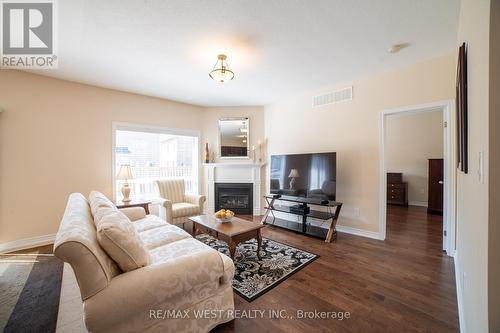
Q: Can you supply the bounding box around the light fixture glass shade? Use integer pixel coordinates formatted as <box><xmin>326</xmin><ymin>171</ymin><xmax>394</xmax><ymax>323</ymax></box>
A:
<box><xmin>116</xmin><ymin>164</ymin><xmax>134</xmax><ymax>180</ymax></box>
<box><xmin>209</xmin><ymin>54</ymin><xmax>235</xmax><ymax>83</ymax></box>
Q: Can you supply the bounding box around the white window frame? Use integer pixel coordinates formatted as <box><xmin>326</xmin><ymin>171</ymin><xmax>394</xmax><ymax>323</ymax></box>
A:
<box><xmin>111</xmin><ymin>122</ymin><xmax>201</xmax><ymax>201</ymax></box>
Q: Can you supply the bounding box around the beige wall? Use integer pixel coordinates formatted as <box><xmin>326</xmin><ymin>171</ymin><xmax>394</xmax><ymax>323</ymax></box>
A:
<box><xmin>0</xmin><ymin>70</ymin><xmax>204</xmax><ymax>244</ymax></box>
<box><xmin>455</xmin><ymin>0</ymin><xmax>491</xmax><ymax>332</ymax></box>
<box><xmin>386</xmin><ymin>110</ymin><xmax>443</xmax><ymax>206</ymax></box>
<box><xmin>489</xmin><ymin>1</ymin><xmax>500</xmax><ymax>331</ymax></box>
<box><xmin>264</xmin><ymin>55</ymin><xmax>455</xmax><ymax>232</ymax></box>
<box><xmin>489</xmin><ymin>1</ymin><xmax>500</xmax><ymax>332</ymax></box>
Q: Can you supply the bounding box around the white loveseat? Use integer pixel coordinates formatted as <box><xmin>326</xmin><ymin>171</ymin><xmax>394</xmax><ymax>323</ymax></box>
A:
<box><xmin>54</xmin><ymin>192</ymin><xmax>235</xmax><ymax>333</ymax></box>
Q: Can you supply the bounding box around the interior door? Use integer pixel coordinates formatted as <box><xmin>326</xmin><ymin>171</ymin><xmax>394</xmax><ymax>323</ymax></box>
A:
<box><xmin>428</xmin><ymin>159</ymin><xmax>444</xmax><ymax>214</ymax></box>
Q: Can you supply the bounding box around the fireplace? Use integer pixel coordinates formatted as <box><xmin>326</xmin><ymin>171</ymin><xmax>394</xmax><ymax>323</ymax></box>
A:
<box><xmin>215</xmin><ymin>183</ymin><xmax>253</xmax><ymax>215</ymax></box>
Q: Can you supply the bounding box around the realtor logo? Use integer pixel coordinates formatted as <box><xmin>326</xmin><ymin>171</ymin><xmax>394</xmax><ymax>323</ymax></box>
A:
<box><xmin>1</xmin><ymin>0</ymin><xmax>57</xmax><ymax>68</ymax></box>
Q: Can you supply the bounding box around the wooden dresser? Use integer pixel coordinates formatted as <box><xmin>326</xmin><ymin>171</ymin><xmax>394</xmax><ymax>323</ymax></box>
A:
<box><xmin>387</xmin><ymin>173</ymin><xmax>408</xmax><ymax>206</ymax></box>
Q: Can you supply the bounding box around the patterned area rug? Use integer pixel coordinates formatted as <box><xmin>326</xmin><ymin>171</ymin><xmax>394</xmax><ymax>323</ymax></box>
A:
<box><xmin>196</xmin><ymin>234</ymin><xmax>319</xmax><ymax>302</ymax></box>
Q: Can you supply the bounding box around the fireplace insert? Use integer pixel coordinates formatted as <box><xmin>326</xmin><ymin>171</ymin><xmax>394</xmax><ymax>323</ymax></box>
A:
<box><xmin>215</xmin><ymin>183</ymin><xmax>253</xmax><ymax>215</ymax></box>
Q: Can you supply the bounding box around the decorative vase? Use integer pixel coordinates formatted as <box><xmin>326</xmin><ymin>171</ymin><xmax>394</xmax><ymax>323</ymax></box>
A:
<box><xmin>204</xmin><ymin>143</ymin><xmax>210</xmax><ymax>163</ymax></box>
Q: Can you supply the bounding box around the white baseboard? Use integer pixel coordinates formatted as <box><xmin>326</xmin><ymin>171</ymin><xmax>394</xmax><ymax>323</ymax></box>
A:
<box><xmin>453</xmin><ymin>251</ymin><xmax>466</xmax><ymax>333</ymax></box>
<box><xmin>409</xmin><ymin>201</ymin><xmax>428</xmax><ymax>207</ymax></box>
<box><xmin>336</xmin><ymin>225</ymin><xmax>383</xmax><ymax>240</ymax></box>
<box><xmin>0</xmin><ymin>234</ymin><xmax>56</xmax><ymax>254</ymax></box>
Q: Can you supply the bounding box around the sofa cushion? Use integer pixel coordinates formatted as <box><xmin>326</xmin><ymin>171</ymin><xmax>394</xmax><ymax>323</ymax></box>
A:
<box><xmin>89</xmin><ymin>191</ymin><xmax>116</xmax><ymax>216</ymax></box>
<box><xmin>149</xmin><ymin>237</ymin><xmax>220</xmax><ymax>264</ymax></box>
<box><xmin>139</xmin><ymin>225</ymin><xmax>192</xmax><ymax>250</ymax></box>
<box><xmin>172</xmin><ymin>202</ymin><xmax>200</xmax><ymax>218</ymax></box>
<box><xmin>96</xmin><ymin>209</ymin><xmax>150</xmax><ymax>272</ymax></box>
<box><xmin>133</xmin><ymin>215</ymin><xmax>168</xmax><ymax>232</ymax></box>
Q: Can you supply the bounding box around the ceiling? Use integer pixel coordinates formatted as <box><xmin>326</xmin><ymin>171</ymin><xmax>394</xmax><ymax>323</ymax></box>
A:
<box><xmin>36</xmin><ymin>0</ymin><xmax>460</xmax><ymax>106</ymax></box>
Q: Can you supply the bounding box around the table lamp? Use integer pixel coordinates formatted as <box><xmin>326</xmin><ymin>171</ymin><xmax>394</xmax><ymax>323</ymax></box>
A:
<box><xmin>116</xmin><ymin>165</ymin><xmax>133</xmax><ymax>202</ymax></box>
<box><xmin>288</xmin><ymin>169</ymin><xmax>300</xmax><ymax>190</ymax></box>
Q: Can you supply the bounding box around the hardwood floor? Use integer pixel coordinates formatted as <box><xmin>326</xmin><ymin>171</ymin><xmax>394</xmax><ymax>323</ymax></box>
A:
<box><xmin>213</xmin><ymin>205</ymin><xmax>459</xmax><ymax>333</ymax></box>
<box><xmin>9</xmin><ymin>206</ymin><xmax>457</xmax><ymax>333</ymax></box>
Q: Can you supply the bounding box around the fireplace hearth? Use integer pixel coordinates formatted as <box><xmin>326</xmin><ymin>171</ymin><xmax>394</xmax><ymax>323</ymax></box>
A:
<box><xmin>215</xmin><ymin>183</ymin><xmax>253</xmax><ymax>215</ymax></box>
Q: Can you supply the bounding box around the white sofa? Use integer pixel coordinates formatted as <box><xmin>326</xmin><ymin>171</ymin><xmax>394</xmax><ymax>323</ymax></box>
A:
<box><xmin>54</xmin><ymin>192</ymin><xmax>235</xmax><ymax>333</ymax></box>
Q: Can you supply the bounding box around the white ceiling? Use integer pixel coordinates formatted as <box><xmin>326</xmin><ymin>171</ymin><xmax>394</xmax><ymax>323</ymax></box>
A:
<box><xmin>36</xmin><ymin>0</ymin><xmax>460</xmax><ymax>106</ymax></box>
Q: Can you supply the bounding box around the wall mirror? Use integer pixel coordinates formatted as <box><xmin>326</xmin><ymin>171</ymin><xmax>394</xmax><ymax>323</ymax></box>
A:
<box><xmin>219</xmin><ymin>117</ymin><xmax>250</xmax><ymax>159</ymax></box>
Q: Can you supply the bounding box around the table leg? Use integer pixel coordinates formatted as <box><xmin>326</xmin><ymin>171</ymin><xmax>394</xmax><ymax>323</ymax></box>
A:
<box><xmin>229</xmin><ymin>242</ymin><xmax>237</xmax><ymax>260</ymax></box>
<box><xmin>256</xmin><ymin>229</ymin><xmax>262</xmax><ymax>260</ymax></box>
<box><xmin>192</xmin><ymin>222</ymin><xmax>197</xmax><ymax>237</ymax></box>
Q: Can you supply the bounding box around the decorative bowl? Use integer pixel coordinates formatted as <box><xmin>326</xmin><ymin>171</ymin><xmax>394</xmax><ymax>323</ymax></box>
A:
<box><xmin>217</xmin><ymin>216</ymin><xmax>232</xmax><ymax>223</ymax></box>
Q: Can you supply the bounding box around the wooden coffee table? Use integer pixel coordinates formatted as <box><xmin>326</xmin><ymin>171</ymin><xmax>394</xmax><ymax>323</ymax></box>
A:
<box><xmin>189</xmin><ymin>215</ymin><xmax>265</xmax><ymax>260</ymax></box>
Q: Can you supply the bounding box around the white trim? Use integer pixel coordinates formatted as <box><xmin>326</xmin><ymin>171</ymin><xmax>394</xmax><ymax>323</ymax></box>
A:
<box><xmin>408</xmin><ymin>201</ymin><xmax>428</xmax><ymax>207</ymax></box>
<box><xmin>336</xmin><ymin>225</ymin><xmax>383</xmax><ymax>240</ymax></box>
<box><xmin>111</xmin><ymin>122</ymin><xmax>202</xmax><ymax>202</ymax></box>
<box><xmin>454</xmin><ymin>251</ymin><xmax>466</xmax><ymax>332</ymax></box>
<box><xmin>379</xmin><ymin>100</ymin><xmax>456</xmax><ymax>256</ymax></box>
<box><xmin>0</xmin><ymin>234</ymin><xmax>55</xmax><ymax>254</ymax></box>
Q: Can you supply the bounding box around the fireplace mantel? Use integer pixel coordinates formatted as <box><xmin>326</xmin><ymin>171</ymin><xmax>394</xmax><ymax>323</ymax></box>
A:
<box><xmin>203</xmin><ymin>162</ymin><xmax>265</xmax><ymax>216</ymax></box>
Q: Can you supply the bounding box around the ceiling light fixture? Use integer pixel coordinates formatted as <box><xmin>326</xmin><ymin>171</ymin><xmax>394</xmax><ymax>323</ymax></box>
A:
<box><xmin>209</xmin><ymin>54</ymin><xmax>235</xmax><ymax>83</ymax></box>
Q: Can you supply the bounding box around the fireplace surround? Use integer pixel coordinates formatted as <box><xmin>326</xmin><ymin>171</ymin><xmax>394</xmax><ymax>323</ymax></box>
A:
<box><xmin>203</xmin><ymin>162</ymin><xmax>264</xmax><ymax>216</ymax></box>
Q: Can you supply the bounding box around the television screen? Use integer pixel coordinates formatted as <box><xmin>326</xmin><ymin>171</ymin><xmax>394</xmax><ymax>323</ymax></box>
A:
<box><xmin>270</xmin><ymin>152</ymin><xmax>336</xmax><ymax>200</ymax></box>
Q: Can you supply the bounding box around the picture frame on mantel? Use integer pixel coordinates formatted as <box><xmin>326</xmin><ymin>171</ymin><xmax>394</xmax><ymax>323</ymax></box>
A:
<box><xmin>456</xmin><ymin>42</ymin><xmax>468</xmax><ymax>174</ymax></box>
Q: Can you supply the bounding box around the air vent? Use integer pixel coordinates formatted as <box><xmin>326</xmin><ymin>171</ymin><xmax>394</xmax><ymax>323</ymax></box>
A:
<box><xmin>312</xmin><ymin>86</ymin><xmax>353</xmax><ymax>107</ymax></box>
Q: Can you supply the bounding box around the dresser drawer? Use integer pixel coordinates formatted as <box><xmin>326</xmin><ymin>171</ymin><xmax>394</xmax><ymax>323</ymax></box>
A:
<box><xmin>387</xmin><ymin>183</ymin><xmax>407</xmax><ymax>205</ymax></box>
<box><xmin>387</xmin><ymin>187</ymin><xmax>405</xmax><ymax>199</ymax></box>
<box><xmin>387</xmin><ymin>183</ymin><xmax>406</xmax><ymax>189</ymax></box>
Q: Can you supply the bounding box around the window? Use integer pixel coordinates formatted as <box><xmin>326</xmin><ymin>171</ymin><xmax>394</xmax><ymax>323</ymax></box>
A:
<box><xmin>113</xmin><ymin>124</ymin><xmax>199</xmax><ymax>201</ymax></box>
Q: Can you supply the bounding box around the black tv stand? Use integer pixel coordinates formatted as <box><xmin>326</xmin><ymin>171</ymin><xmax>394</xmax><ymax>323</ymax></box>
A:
<box><xmin>261</xmin><ymin>195</ymin><xmax>343</xmax><ymax>242</ymax></box>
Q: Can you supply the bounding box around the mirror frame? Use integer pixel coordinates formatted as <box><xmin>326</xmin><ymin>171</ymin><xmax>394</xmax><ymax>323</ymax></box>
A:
<box><xmin>218</xmin><ymin>117</ymin><xmax>250</xmax><ymax>159</ymax></box>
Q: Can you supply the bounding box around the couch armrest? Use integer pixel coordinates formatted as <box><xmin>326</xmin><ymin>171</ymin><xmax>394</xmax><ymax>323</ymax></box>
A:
<box><xmin>184</xmin><ymin>194</ymin><xmax>206</xmax><ymax>209</ymax></box>
<box><xmin>118</xmin><ymin>207</ymin><xmax>146</xmax><ymax>221</ymax></box>
<box><xmin>156</xmin><ymin>198</ymin><xmax>173</xmax><ymax>223</ymax></box>
<box><xmin>84</xmin><ymin>239</ymin><xmax>229</xmax><ymax>332</ymax></box>
<box><xmin>219</xmin><ymin>252</ymin><xmax>235</xmax><ymax>284</ymax></box>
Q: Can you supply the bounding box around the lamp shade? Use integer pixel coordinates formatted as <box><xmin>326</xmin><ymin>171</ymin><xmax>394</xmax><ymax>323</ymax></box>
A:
<box><xmin>288</xmin><ymin>169</ymin><xmax>300</xmax><ymax>178</ymax></box>
<box><xmin>116</xmin><ymin>165</ymin><xmax>133</xmax><ymax>180</ymax></box>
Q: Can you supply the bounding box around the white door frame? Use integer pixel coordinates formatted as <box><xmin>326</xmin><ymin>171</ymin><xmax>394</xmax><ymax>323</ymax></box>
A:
<box><xmin>378</xmin><ymin>100</ymin><xmax>456</xmax><ymax>256</ymax></box>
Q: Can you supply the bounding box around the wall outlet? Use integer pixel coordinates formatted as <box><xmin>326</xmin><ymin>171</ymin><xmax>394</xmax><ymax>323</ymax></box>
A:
<box><xmin>353</xmin><ymin>207</ymin><xmax>360</xmax><ymax>218</ymax></box>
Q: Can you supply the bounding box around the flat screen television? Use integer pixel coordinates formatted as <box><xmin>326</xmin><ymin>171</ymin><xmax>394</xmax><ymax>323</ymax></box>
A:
<box><xmin>270</xmin><ymin>152</ymin><xmax>336</xmax><ymax>201</ymax></box>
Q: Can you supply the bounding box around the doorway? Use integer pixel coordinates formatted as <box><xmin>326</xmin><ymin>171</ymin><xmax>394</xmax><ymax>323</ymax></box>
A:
<box><xmin>379</xmin><ymin>101</ymin><xmax>456</xmax><ymax>256</ymax></box>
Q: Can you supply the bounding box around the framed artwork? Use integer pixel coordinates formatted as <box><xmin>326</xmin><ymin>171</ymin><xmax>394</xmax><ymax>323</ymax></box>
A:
<box><xmin>456</xmin><ymin>42</ymin><xmax>468</xmax><ymax>173</ymax></box>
